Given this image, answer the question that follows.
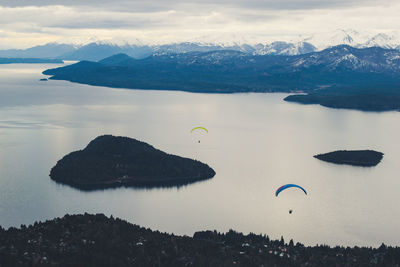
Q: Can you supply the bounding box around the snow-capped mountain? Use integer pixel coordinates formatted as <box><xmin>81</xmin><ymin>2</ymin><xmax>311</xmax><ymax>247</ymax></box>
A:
<box><xmin>252</xmin><ymin>41</ymin><xmax>316</xmax><ymax>55</ymax></box>
<box><xmin>290</xmin><ymin>45</ymin><xmax>400</xmax><ymax>72</ymax></box>
<box><xmin>299</xmin><ymin>29</ymin><xmax>400</xmax><ymax>50</ymax></box>
<box><xmin>363</xmin><ymin>32</ymin><xmax>400</xmax><ymax>49</ymax></box>
<box><xmin>2</xmin><ymin>29</ymin><xmax>400</xmax><ymax>60</ymax></box>
<box><xmin>98</xmin><ymin>45</ymin><xmax>400</xmax><ymax>74</ymax></box>
<box><xmin>186</xmin><ymin>29</ymin><xmax>400</xmax><ymax>52</ymax></box>
<box><xmin>300</xmin><ymin>29</ymin><xmax>368</xmax><ymax>50</ymax></box>
<box><xmin>43</xmin><ymin>45</ymin><xmax>400</xmax><ymax>103</ymax></box>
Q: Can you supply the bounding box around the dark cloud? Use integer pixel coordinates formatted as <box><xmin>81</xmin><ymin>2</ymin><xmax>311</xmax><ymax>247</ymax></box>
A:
<box><xmin>0</xmin><ymin>0</ymin><xmax>386</xmax><ymax>11</ymax></box>
<box><xmin>46</xmin><ymin>19</ymin><xmax>170</xmax><ymax>30</ymax></box>
<box><xmin>0</xmin><ymin>0</ymin><xmax>399</xmax><ymax>49</ymax></box>
<box><xmin>0</xmin><ymin>0</ymin><xmax>169</xmax><ymax>12</ymax></box>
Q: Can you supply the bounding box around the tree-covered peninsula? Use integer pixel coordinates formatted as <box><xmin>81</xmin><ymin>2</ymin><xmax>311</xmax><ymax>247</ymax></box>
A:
<box><xmin>42</xmin><ymin>46</ymin><xmax>400</xmax><ymax>111</ymax></box>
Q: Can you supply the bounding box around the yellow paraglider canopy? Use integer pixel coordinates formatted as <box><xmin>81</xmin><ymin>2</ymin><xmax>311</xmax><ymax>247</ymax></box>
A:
<box><xmin>190</xmin><ymin>127</ymin><xmax>208</xmax><ymax>133</ymax></box>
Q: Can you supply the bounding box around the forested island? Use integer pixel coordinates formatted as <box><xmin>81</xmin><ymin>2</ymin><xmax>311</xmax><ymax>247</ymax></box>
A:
<box><xmin>314</xmin><ymin>150</ymin><xmax>384</xmax><ymax>167</ymax></box>
<box><xmin>0</xmin><ymin>58</ymin><xmax>63</xmax><ymax>64</ymax></box>
<box><xmin>1</xmin><ymin>213</ymin><xmax>399</xmax><ymax>266</ymax></box>
<box><xmin>42</xmin><ymin>45</ymin><xmax>400</xmax><ymax>111</ymax></box>
<box><xmin>50</xmin><ymin>135</ymin><xmax>215</xmax><ymax>190</ymax></box>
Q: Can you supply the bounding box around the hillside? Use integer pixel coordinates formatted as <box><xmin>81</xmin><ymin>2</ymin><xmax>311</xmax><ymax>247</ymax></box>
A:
<box><xmin>43</xmin><ymin>45</ymin><xmax>400</xmax><ymax>111</ymax></box>
<box><xmin>0</xmin><ymin>213</ymin><xmax>399</xmax><ymax>266</ymax></box>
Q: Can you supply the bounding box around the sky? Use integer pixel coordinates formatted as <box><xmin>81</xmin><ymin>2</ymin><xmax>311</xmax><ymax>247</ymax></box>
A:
<box><xmin>1</xmin><ymin>0</ymin><xmax>400</xmax><ymax>49</ymax></box>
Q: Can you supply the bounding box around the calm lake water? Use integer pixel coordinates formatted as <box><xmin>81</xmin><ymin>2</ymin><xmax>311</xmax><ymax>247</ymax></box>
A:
<box><xmin>1</xmin><ymin>63</ymin><xmax>400</xmax><ymax>247</ymax></box>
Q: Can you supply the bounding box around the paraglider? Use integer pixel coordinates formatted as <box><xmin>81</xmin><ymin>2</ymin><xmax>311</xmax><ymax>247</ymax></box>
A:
<box><xmin>275</xmin><ymin>184</ymin><xmax>307</xmax><ymax>197</ymax></box>
<box><xmin>191</xmin><ymin>126</ymin><xmax>208</xmax><ymax>144</ymax></box>
<box><xmin>275</xmin><ymin>184</ymin><xmax>307</xmax><ymax>214</ymax></box>
<box><xmin>191</xmin><ymin>127</ymin><xmax>208</xmax><ymax>133</ymax></box>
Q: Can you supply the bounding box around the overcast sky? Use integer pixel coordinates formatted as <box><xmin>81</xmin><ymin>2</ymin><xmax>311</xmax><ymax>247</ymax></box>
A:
<box><xmin>1</xmin><ymin>0</ymin><xmax>400</xmax><ymax>49</ymax></box>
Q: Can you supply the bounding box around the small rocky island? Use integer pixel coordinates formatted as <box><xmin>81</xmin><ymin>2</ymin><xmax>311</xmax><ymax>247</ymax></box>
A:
<box><xmin>50</xmin><ymin>135</ymin><xmax>215</xmax><ymax>190</ymax></box>
<box><xmin>314</xmin><ymin>150</ymin><xmax>383</xmax><ymax>167</ymax></box>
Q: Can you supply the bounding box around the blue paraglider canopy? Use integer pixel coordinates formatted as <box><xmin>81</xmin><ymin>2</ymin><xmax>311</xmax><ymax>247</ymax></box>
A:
<box><xmin>275</xmin><ymin>184</ymin><xmax>307</xmax><ymax>197</ymax></box>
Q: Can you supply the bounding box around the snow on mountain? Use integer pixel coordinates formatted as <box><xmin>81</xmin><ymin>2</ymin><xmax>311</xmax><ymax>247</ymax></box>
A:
<box><xmin>151</xmin><ymin>44</ymin><xmax>400</xmax><ymax>74</ymax></box>
<box><xmin>300</xmin><ymin>29</ymin><xmax>400</xmax><ymax>50</ymax></box>
<box><xmin>289</xmin><ymin>45</ymin><xmax>400</xmax><ymax>72</ymax></box>
<box><xmin>362</xmin><ymin>32</ymin><xmax>400</xmax><ymax>49</ymax></box>
<box><xmin>253</xmin><ymin>41</ymin><xmax>316</xmax><ymax>55</ymax></box>
<box><xmin>2</xmin><ymin>29</ymin><xmax>400</xmax><ymax>60</ymax></box>
<box><xmin>186</xmin><ymin>29</ymin><xmax>400</xmax><ymax>52</ymax></box>
<box><xmin>108</xmin><ymin>29</ymin><xmax>400</xmax><ymax>55</ymax></box>
<box><xmin>300</xmin><ymin>29</ymin><xmax>368</xmax><ymax>50</ymax></box>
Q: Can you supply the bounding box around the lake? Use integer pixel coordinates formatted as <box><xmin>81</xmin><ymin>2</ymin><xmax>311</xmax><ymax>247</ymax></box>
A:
<box><xmin>1</xmin><ymin>63</ymin><xmax>400</xmax><ymax>247</ymax></box>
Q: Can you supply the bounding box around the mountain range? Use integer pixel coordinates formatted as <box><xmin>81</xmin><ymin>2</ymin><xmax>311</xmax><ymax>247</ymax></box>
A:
<box><xmin>2</xmin><ymin>29</ymin><xmax>400</xmax><ymax>61</ymax></box>
<box><xmin>43</xmin><ymin>45</ymin><xmax>400</xmax><ymax>111</ymax></box>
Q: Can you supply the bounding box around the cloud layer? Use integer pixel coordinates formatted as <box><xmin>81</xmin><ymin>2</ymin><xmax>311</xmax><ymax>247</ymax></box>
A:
<box><xmin>1</xmin><ymin>0</ymin><xmax>399</xmax><ymax>48</ymax></box>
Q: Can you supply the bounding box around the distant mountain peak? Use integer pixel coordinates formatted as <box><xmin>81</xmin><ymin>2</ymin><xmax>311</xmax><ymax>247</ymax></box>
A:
<box><xmin>2</xmin><ymin>29</ymin><xmax>400</xmax><ymax>61</ymax></box>
<box><xmin>300</xmin><ymin>29</ymin><xmax>400</xmax><ymax>50</ymax></box>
